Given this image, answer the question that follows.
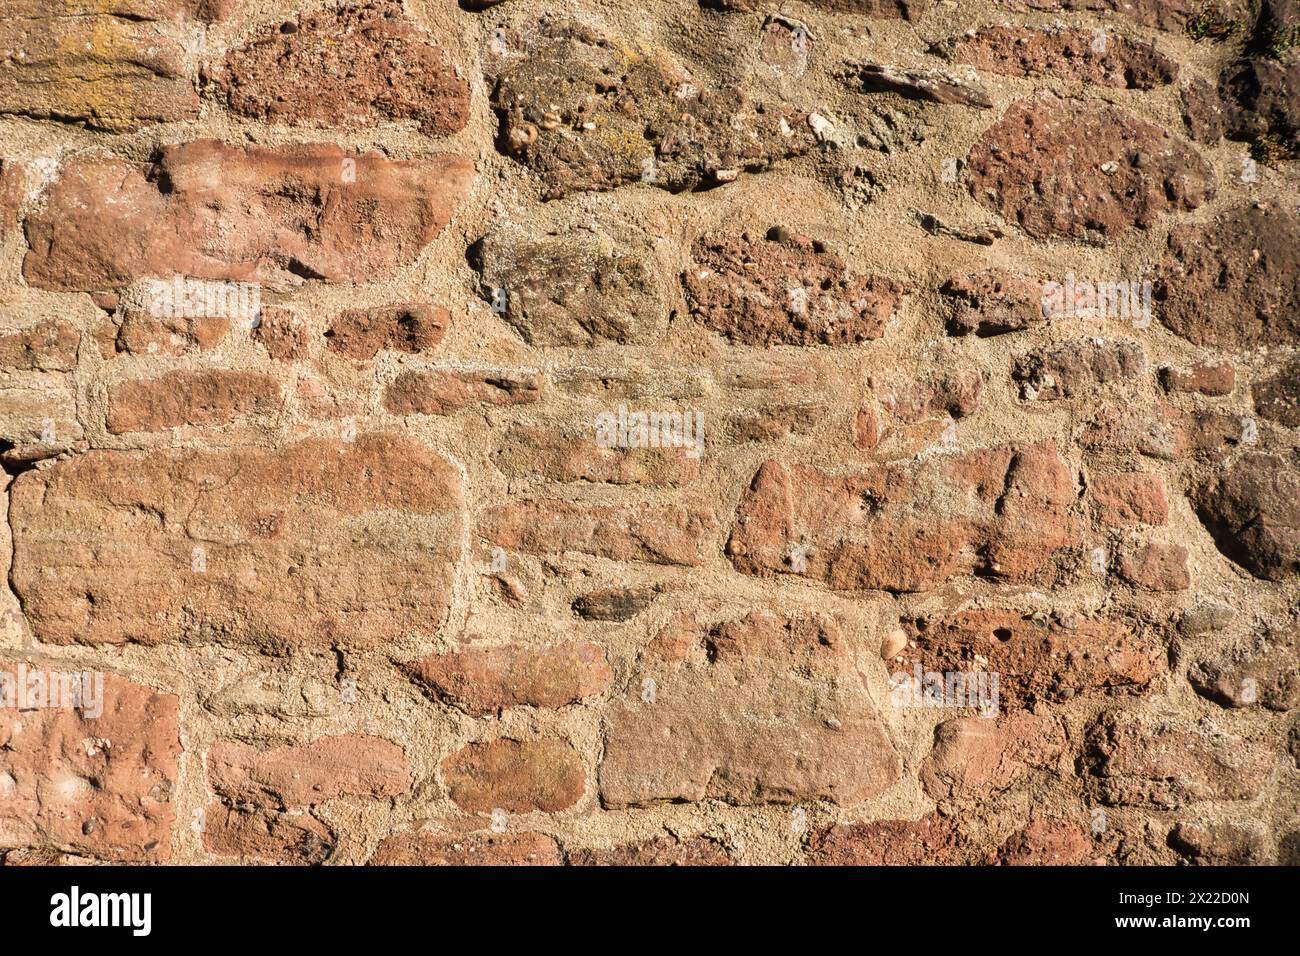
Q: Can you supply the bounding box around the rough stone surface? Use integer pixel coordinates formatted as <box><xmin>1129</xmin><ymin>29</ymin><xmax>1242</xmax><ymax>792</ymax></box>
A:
<box><xmin>600</xmin><ymin>612</ymin><xmax>901</xmax><ymax>807</ymax></box>
<box><xmin>1012</xmin><ymin>339</ymin><xmax>1146</xmax><ymax>401</ymax></box>
<box><xmin>441</xmin><ymin>738</ymin><xmax>586</xmax><ymax>813</ymax></box>
<box><xmin>683</xmin><ymin>230</ymin><xmax>905</xmax><ymax>346</ymax></box>
<box><xmin>9</xmin><ymin>434</ymin><xmax>464</xmax><ymax>647</ymax></box>
<box><xmin>217</xmin><ymin>2</ymin><xmax>470</xmax><ymax>136</ymax></box>
<box><xmin>2</xmin><ymin>0</ymin><xmax>1295</xmax><ymax>869</ymax></box>
<box><xmin>208</xmin><ymin>735</ymin><xmax>411</xmax><ymax>809</ymax></box>
<box><xmin>106</xmin><ymin>369</ymin><xmax>282</xmax><ymax>433</ymax></box>
<box><xmin>901</xmin><ymin>609</ymin><xmax>1166</xmax><ymax>708</ymax></box>
<box><xmin>808</xmin><ymin>814</ymin><xmax>970</xmax><ymax>865</ymax></box>
<box><xmin>968</xmin><ymin>97</ymin><xmax>1215</xmax><ymax>240</ymax></box>
<box><xmin>1157</xmin><ymin>203</ymin><xmax>1300</xmax><ymax>350</ymax></box>
<box><xmin>471</xmin><ymin>227</ymin><xmax>666</xmax><ymax>346</ymax></box>
<box><xmin>941</xmin><ymin>271</ymin><xmax>1046</xmax><ymax>337</ymax></box>
<box><xmin>490</xmin><ymin>21</ymin><xmax>814</xmax><ymax>199</ymax></box>
<box><xmin>22</xmin><ymin>141</ymin><xmax>473</xmax><ymax>292</ymax></box>
<box><xmin>203</xmin><ymin>805</ymin><xmax>335</xmax><ymax>864</ymax></box>
<box><xmin>568</xmin><ymin>834</ymin><xmax>732</xmax><ymax>866</ymax></box>
<box><xmin>1085</xmin><ymin>710</ymin><xmax>1274</xmax><ymax>808</ymax></box>
<box><xmin>368</xmin><ymin>830</ymin><xmax>562</xmax><ymax>866</ymax></box>
<box><xmin>1193</xmin><ymin>453</ymin><xmax>1300</xmax><ymax>580</ymax></box>
<box><xmin>727</xmin><ymin>442</ymin><xmax>1082</xmax><ymax>592</ymax></box>
<box><xmin>0</xmin><ymin>7</ymin><xmax>198</xmax><ymax>131</ymax></box>
<box><xmin>1253</xmin><ymin>357</ymin><xmax>1300</xmax><ymax>426</ymax></box>
<box><xmin>948</xmin><ymin>26</ymin><xmax>1176</xmax><ymax>89</ymax></box>
<box><xmin>0</xmin><ymin>666</ymin><xmax>180</xmax><ymax>862</ymax></box>
<box><xmin>325</xmin><ymin>305</ymin><xmax>449</xmax><ymax>360</ymax></box>
<box><xmin>920</xmin><ymin>713</ymin><xmax>1066</xmax><ymax>803</ymax></box>
<box><xmin>403</xmin><ymin>642</ymin><xmax>613</xmax><ymax>715</ymax></box>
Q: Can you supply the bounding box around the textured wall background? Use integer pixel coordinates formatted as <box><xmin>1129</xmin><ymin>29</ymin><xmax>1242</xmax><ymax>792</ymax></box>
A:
<box><xmin>0</xmin><ymin>0</ymin><xmax>1296</xmax><ymax>866</ymax></box>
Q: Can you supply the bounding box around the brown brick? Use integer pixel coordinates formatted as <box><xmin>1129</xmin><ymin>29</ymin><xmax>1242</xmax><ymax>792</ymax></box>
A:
<box><xmin>969</xmin><ymin>97</ymin><xmax>1213</xmax><ymax>240</ymax></box>
<box><xmin>9</xmin><ymin>434</ymin><xmax>464</xmax><ymax>648</ymax></box>
<box><xmin>208</xmin><ymin>735</ymin><xmax>410</xmax><ymax>809</ymax></box>
<box><xmin>441</xmin><ymin>739</ymin><xmax>585</xmax><ymax>814</ymax></box>
<box><xmin>217</xmin><ymin>1</ymin><xmax>469</xmax><ymax>136</ymax></box>
<box><xmin>402</xmin><ymin>642</ymin><xmax>613</xmax><ymax>716</ymax></box>
<box><xmin>385</xmin><ymin>369</ymin><xmax>543</xmax><ymax>416</ymax></box>
<box><xmin>23</xmin><ymin>142</ymin><xmax>473</xmax><ymax>292</ymax></box>
<box><xmin>600</xmin><ymin>612</ymin><xmax>901</xmax><ymax>807</ymax></box>
<box><xmin>0</xmin><ymin>664</ymin><xmax>180</xmax><ymax>862</ymax></box>
<box><xmin>106</xmin><ymin>369</ymin><xmax>281</xmax><ymax>433</ymax></box>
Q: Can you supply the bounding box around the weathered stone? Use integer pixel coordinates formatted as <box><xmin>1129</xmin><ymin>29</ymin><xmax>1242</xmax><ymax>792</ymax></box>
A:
<box><xmin>1160</xmin><ymin>361</ymin><xmax>1236</xmax><ymax>396</ymax></box>
<box><xmin>106</xmin><ymin>369</ymin><xmax>281</xmax><ymax>433</ymax></box>
<box><xmin>920</xmin><ymin>713</ymin><xmax>1066</xmax><ymax>802</ymax></box>
<box><xmin>368</xmin><ymin>830</ymin><xmax>562</xmax><ymax>866</ymax></box>
<box><xmin>203</xmin><ymin>804</ymin><xmax>335</xmax><ymax>864</ymax></box>
<box><xmin>402</xmin><ymin>642</ymin><xmax>612</xmax><ymax>715</ymax></box>
<box><xmin>490</xmin><ymin>22</ymin><xmax>814</xmax><ymax>199</ymax></box>
<box><xmin>1193</xmin><ymin>453</ymin><xmax>1300</xmax><ymax>580</ymax></box>
<box><xmin>1253</xmin><ymin>357</ymin><xmax>1300</xmax><ymax>426</ymax></box>
<box><xmin>208</xmin><ymin>735</ymin><xmax>410</xmax><ymax>809</ymax></box>
<box><xmin>901</xmin><ymin>609</ymin><xmax>1165</xmax><ymax>708</ymax></box>
<box><xmin>23</xmin><ymin>141</ymin><xmax>473</xmax><ymax>292</ymax></box>
<box><xmin>968</xmin><ymin>97</ymin><xmax>1214</xmax><ymax>240</ymax></box>
<box><xmin>948</xmin><ymin>26</ymin><xmax>1176</xmax><ymax>89</ymax></box>
<box><xmin>9</xmin><ymin>434</ymin><xmax>464</xmax><ymax>647</ymax></box>
<box><xmin>1085</xmin><ymin>709</ymin><xmax>1273</xmax><ymax>807</ymax></box>
<box><xmin>0</xmin><ymin>665</ymin><xmax>180</xmax><ymax>862</ymax></box>
<box><xmin>480</xmin><ymin>501</ymin><xmax>716</xmax><ymax>567</ymax></box>
<box><xmin>1168</xmin><ymin>821</ymin><xmax>1268</xmax><ymax>865</ymax></box>
<box><xmin>1157</xmin><ymin>203</ymin><xmax>1300</xmax><ymax>350</ymax></box>
<box><xmin>1076</xmin><ymin>404</ymin><xmax>1250</xmax><ymax>462</ymax></box>
<box><xmin>116</xmin><ymin>311</ymin><xmax>231</xmax><ymax>356</ymax></box>
<box><xmin>941</xmin><ymin>271</ymin><xmax>1046</xmax><ymax>337</ymax></box>
<box><xmin>872</xmin><ymin>368</ymin><xmax>983</xmax><ymax>422</ymax></box>
<box><xmin>727</xmin><ymin>403</ymin><xmax>824</xmax><ymax>442</ymax></box>
<box><xmin>384</xmin><ymin>369</ymin><xmax>543</xmax><ymax>416</ymax></box>
<box><xmin>1182</xmin><ymin>1</ymin><xmax>1300</xmax><ymax>156</ymax></box>
<box><xmin>0</xmin><ymin>320</ymin><xmax>80</xmax><ymax>372</ymax></box>
<box><xmin>441</xmin><ymin>738</ymin><xmax>585</xmax><ymax>813</ymax></box>
<box><xmin>1090</xmin><ymin>471</ymin><xmax>1169</xmax><ymax>526</ymax></box>
<box><xmin>1013</xmin><ymin>339</ymin><xmax>1147</xmax><ymax>401</ymax></box>
<box><xmin>253</xmin><ymin>307</ymin><xmax>311</xmax><ymax>362</ymax></box>
<box><xmin>0</xmin><ymin>8</ymin><xmax>198</xmax><ymax>131</ymax></box>
<box><xmin>600</xmin><ymin>612</ymin><xmax>901</xmax><ymax>807</ymax></box>
<box><xmin>683</xmin><ymin>230</ymin><xmax>905</xmax><ymax>346</ymax></box>
<box><xmin>1005</xmin><ymin>0</ymin><xmax>1249</xmax><ymax>33</ymax></box>
<box><xmin>727</xmin><ymin>441</ymin><xmax>1082</xmax><ymax>592</ymax></box>
<box><xmin>807</xmin><ymin>814</ymin><xmax>969</xmax><ymax>866</ymax></box>
<box><xmin>707</xmin><ymin>0</ymin><xmax>929</xmax><ymax>17</ymax></box>
<box><xmin>493</xmin><ymin>425</ymin><xmax>700</xmax><ymax>486</ymax></box>
<box><xmin>217</xmin><ymin>1</ymin><xmax>470</xmax><ymax>136</ymax></box>
<box><xmin>325</xmin><ymin>305</ymin><xmax>448</xmax><ymax>360</ymax></box>
<box><xmin>572</xmin><ymin>587</ymin><xmax>659</xmax><ymax>622</ymax></box>
<box><xmin>0</xmin><ymin>383</ymin><xmax>84</xmax><ymax>463</ymax></box>
<box><xmin>0</xmin><ymin>158</ymin><xmax>24</xmax><ymax>233</ymax></box>
<box><xmin>471</xmin><ymin>227</ymin><xmax>666</xmax><ymax>345</ymax></box>
<box><xmin>568</xmin><ymin>834</ymin><xmax>732</xmax><ymax>866</ymax></box>
<box><xmin>1189</xmin><ymin>633</ymin><xmax>1298</xmax><ymax>711</ymax></box>
<box><xmin>844</xmin><ymin>62</ymin><xmax>993</xmax><ymax>108</ymax></box>
<box><xmin>1116</xmin><ymin>541</ymin><xmax>1190</xmax><ymax>591</ymax></box>
<box><xmin>996</xmin><ymin>820</ymin><xmax>1095</xmax><ymax>865</ymax></box>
